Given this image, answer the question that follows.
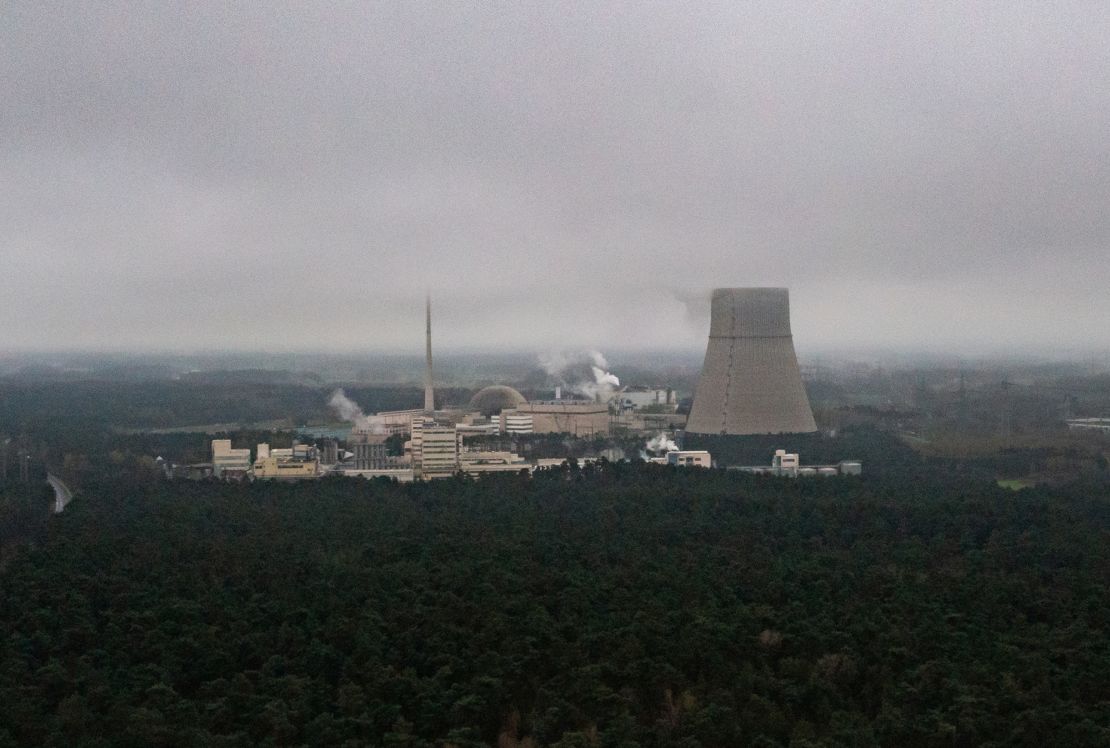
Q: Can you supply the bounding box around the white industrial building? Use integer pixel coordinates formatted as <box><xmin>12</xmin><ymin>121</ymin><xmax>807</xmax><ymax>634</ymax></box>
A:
<box><xmin>730</xmin><ymin>450</ymin><xmax>862</xmax><ymax>477</ymax></box>
<box><xmin>503</xmin><ymin>412</ymin><xmax>534</xmax><ymax>434</ymax></box>
<box><xmin>666</xmin><ymin>450</ymin><xmax>712</xmax><ymax>468</ymax></box>
<box><xmin>616</xmin><ymin>387</ymin><xmax>677</xmax><ymax>412</ymax></box>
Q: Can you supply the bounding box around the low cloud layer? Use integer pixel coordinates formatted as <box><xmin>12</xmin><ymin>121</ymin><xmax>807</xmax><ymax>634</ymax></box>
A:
<box><xmin>2</xmin><ymin>3</ymin><xmax>1108</xmax><ymax>353</ymax></box>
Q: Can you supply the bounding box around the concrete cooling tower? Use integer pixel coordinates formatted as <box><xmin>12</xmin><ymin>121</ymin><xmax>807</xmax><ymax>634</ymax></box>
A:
<box><xmin>686</xmin><ymin>288</ymin><xmax>817</xmax><ymax>435</ymax></box>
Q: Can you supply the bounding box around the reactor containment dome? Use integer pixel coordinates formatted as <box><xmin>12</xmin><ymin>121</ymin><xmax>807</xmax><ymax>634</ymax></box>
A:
<box><xmin>469</xmin><ymin>385</ymin><xmax>527</xmax><ymax>416</ymax></box>
<box><xmin>686</xmin><ymin>288</ymin><xmax>817</xmax><ymax>436</ymax></box>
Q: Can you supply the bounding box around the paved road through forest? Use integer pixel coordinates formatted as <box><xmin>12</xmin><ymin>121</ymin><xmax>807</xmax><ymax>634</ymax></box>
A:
<box><xmin>47</xmin><ymin>474</ymin><xmax>73</xmax><ymax>513</ymax></box>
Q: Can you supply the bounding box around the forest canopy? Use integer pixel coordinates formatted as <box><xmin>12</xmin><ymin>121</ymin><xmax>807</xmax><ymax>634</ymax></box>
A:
<box><xmin>2</xmin><ymin>465</ymin><xmax>1108</xmax><ymax>746</ymax></box>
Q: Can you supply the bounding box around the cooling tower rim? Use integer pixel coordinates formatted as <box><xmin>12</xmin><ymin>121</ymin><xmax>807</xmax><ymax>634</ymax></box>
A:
<box><xmin>709</xmin><ymin>287</ymin><xmax>793</xmax><ymax>338</ymax></box>
<box><xmin>711</xmin><ymin>286</ymin><xmax>789</xmax><ymax>295</ymax></box>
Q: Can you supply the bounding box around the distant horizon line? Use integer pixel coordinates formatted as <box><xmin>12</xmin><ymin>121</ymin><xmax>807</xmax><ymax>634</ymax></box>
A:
<box><xmin>2</xmin><ymin>344</ymin><xmax>1109</xmax><ymax>363</ymax></box>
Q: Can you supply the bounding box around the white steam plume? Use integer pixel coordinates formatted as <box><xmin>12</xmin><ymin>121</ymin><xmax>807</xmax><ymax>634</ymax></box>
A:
<box><xmin>328</xmin><ymin>389</ymin><xmax>364</xmax><ymax>422</ymax></box>
<box><xmin>328</xmin><ymin>389</ymin><xmax>385</xmax><ymax>433</ymax></box>
<box><xmin>589</xmin><ymin>350</ymin><xmax>609</xmax><ymax>370</ymax></box>
<box><xmin>573</xmin><ymin>365</ymin><xmax>620</xmax><ymax>401</ymax></box>
<box><xmin>537</xmin><ymin>349</ymin><xmax>621</xmax><ymax>402</ymax></box>
<box><xmin>645</xmin><ymin>432</ymin><xmax>679</xmax><ymax>454</ymax></box>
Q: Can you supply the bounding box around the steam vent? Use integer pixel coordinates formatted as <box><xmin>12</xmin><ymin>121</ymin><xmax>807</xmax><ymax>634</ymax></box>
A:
<box><xmin>686</xmin><ymin>288</ymin><xmax>817</xmax><ymax>435</ymax></box>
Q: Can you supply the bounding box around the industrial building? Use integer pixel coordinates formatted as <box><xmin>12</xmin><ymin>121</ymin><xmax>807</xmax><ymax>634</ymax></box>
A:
<box><xmin>251</xmin><ymin>442</ymin><xmax>320</xmax><ymax>480</ymax></box>
<box><xmin>408</xmin><ymin>417</ymin><xmax>539</xmax><ymax>479</ymax></box>
<box><xmin>349</xmin><ymin>432</ymin><xmax>389</xmax><ymax>469</ymax></box>
<box><xmin>730</xmin><ymin>450</ymin><xmax>862</xmax><ymax>477</ymax></box>
<box><xmin>196</xmin><ymin>440</ymin><xmax>327</xmax><ymax>481</ymax></box>
<box><xmin>666</xmin><ymin>450</ymin><xmax>711</xmax><ymax>468</ymax></box>
<box><xmin>503</xmin><ymin>412</ymin><xmax>534</xmax><ymax>434</ymax></box>
<box><xmin>318</xmin><ymin>439</ymin><xmax>339</xmax><ymax>465</ymax></box>
<box><xmin>211</xmin><ymin>439</ymin><xmax>251</xmax><ymax>478</ymax></box>
<box><xmin>339</xmin><ymin>468</ymin><xmax>416</xmax><ymax>482</ymax></box>
<box><xmin>268</xmin><ymin>443</ymin><xmax>317</xmax><ymax>461</ymax></box>
<box><xmin>458</xmin><ymin>450</ymin><xmax>532</xmax><ymax>476</ymax></box>
<box><xmin>686</xmin><ymin>288</ymin><xmax>817</xmax><ymax>436</ymax></box>
<box><xmin>455</xmin><ymin>419</ymin><xmax>500</xmax><ymax>436</ymax></box>
<box><xmin>613</xmin><ymin>411</ymin><xmax>687</xmax><ymax>432</ymax></box>
<box><xmin>616</xmin><ymin>387</ymin><xmax>677</xmax><ymax>412</ymax></box>
<box><xmin>501</xmin><ymin>400</ymin><xmax>610</xmax><ymax>436</ymax></box>
<box><xmin>253</xmin><ymin>455</ymin><xmax>319</xmax><ymax>480</ymax></box>
<box><xmin>362</xmin><ymin>409</ymin><xmax>425</xmax><ymax>437</ymax></box>
<box><xmin>411</xmin><ymin>418</ymin><xmax>463</xmax><ymax>479</ymax></box>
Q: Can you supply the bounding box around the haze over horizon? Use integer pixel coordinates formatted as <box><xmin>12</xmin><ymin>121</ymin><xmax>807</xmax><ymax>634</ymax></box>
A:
<box><xmin>3</xmin><ymin>3</ymin><xmax>1109</xmax><ymax>353</ymax></box>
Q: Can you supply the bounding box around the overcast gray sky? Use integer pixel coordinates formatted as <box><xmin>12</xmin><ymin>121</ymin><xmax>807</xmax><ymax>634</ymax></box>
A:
<box><xmin>2</xmin><ymin>2</ymin><xmax>1108</xmax><ymax>354</ymax></box>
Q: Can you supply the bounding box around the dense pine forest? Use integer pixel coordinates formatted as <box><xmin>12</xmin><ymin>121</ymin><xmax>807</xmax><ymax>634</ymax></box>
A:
<box><xmin>1</xmin><ymin>465</ymin><xmax>1108</xmax><ymax>747</ymax></box>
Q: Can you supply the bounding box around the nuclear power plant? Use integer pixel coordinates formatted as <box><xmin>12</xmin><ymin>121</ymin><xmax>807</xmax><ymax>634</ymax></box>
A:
<box><xmin>175</xmin><ymin>287</ymin><xmax>850</xmax><ymax>483</ymax></box>
<box><xmin>686</xmin><ymin>288</ymin><xmax>817</xmax><ymax>436</ymax></box>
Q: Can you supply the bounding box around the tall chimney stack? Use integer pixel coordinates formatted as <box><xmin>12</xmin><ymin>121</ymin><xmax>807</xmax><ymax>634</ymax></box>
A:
<box><xmin>686</xmin><ymin>288</ymin><xmax>816</xmax><ymax>435</ymax></box>
<box><xmin>424</xmin><ymin>293</ymin><xmax>435</xmax><ymax>415</ymax></box>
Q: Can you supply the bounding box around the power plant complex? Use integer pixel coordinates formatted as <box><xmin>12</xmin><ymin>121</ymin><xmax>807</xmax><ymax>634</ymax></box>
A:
<box><xmin>184</xmin><ymin>287</ymin><xmax>853</xmax><ymax>482</ymax></box>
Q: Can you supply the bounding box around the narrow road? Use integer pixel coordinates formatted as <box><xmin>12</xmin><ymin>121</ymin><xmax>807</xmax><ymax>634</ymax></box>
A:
<box><xmin>47</xmin><ymin>474</ymin><xmax>73</xmax><ymax>514</ymax></box>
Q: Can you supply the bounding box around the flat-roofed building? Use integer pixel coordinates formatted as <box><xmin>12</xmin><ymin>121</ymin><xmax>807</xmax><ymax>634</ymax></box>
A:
<box><xmin>613</xmin><ymin>411</ymin><xmax>688</xmax><ymax>432</ymax></box>
<box><xmin>838</xmin><ymin>461</ymin><xmax>862</xmax><ymax>475</ymax></box>
<box><xmin>412</xmin><ymin>419</ymin><xmax>462</xmax><ymax>479</ymax></box>
<box><xmin>459</xmin><ymin>450</ymin><xmax>531</xmax><ymax>477</ymax></box>
<box><xmin>666</xmin><ymin>450</ymin><xmax>712</xmax><ymax>468</ymax></box>
<box><xmin>269</xmin><ymin>443</ymin><xmax>316</xmax><ymax>461</ymax></box>
<box><xmin>211</xmin><ymin>439</ymin><xmax>251</xmax><ymax>477</ymax></box>
<box><xmin>253</xmin><ymin>456</ymin><xmax>319</xmax><ymax>480</ymax></box>
<box><xmin>339</xmin><ymin>468</ymin><xmax>415</xmax><ymax>482</ymax></box>
<box><xmin>729</xmin><ymin>450</ymin><xmax>862</xmax><ymax>477</ymax></box>
<box><xmin>370</xmin><ymin>409</ymin><xmax>426</xmax><ymax>436</ymax></box>
<box><xmin>772</xmin><ymin>449</ymin><xmax>800</xmax><ymax>476</ymax></box>
<box><xmin>617</xmin><ymin>387</ymin><xmax>677</xmax><ymax>412</ymax></box>
<box><xmin>502</xmin><ymin>412</ymin><xmax>533</xmax><ymax>434</ymax></box>
<box><xmin>456</xmin><ymin>420</ymin><xmax>500</xmax><ymax>436</ymax></box>
<box><xmin>503</xmin><ymin>401</ymin><xmax>610</xmax><ymax>436</ymax></box>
